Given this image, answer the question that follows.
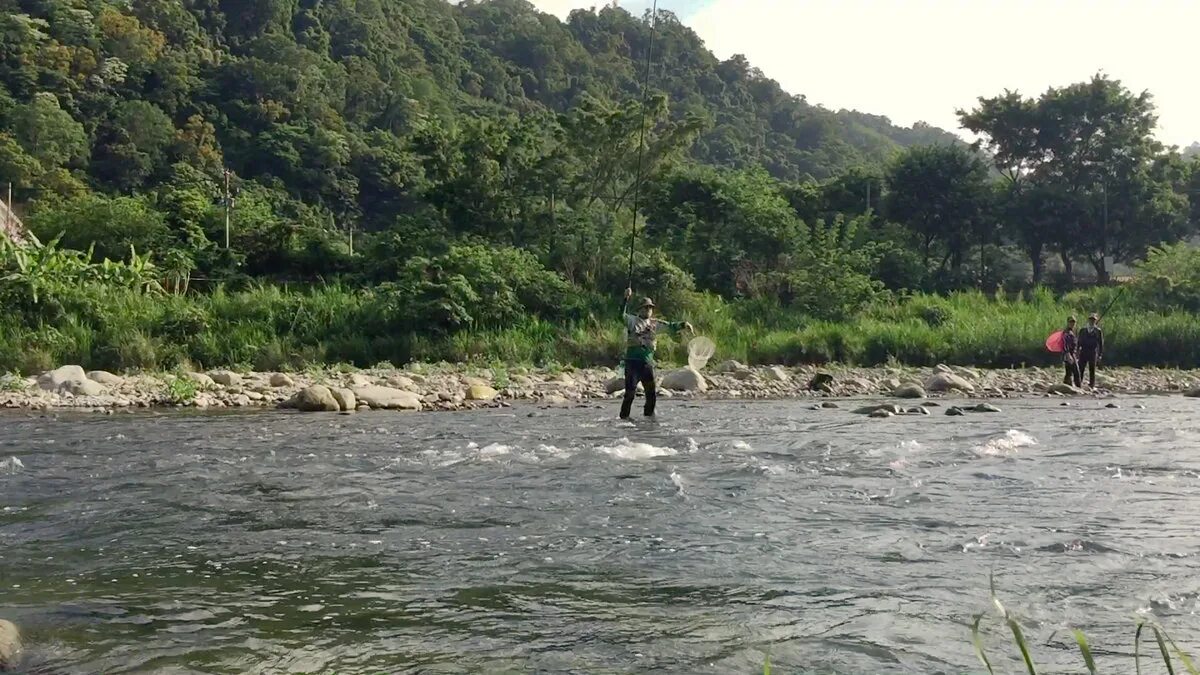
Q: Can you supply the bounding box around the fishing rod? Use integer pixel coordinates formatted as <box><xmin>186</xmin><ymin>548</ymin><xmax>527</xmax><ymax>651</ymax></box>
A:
<box><xmin>626</xmin><ymin>0</ymin><xmax>659</xmax><ymax>288</ymax></box>
<box><xmin>1098</xmin><ymin>285</ymin><xmax>1127</xmax><ymax>321</ymax></box>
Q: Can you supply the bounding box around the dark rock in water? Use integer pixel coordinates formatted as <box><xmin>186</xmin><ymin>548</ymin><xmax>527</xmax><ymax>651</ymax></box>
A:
<box><xmin>1060</xmin><ymin>402</ymin><xmax>1072</xmax><ymax>406</ymax></box>
<box><xmin>809</xmin><ymin>404</ymin><xmax>823</xmax><ymax>411</ymax></box>
<box><xmin>1106</xmin><ymin>403</ymin><xmax>1120</xmax><ymax>409</ymax></box>
<box><xmin>868</xmin><ymin>408</ymin><xmax>895</xmax><ymax>419</ymax></box>
<box><xmin>1133</xmin><ymin>403</ymin><xmax>1146</xmax><ymax>409</ymax></box>
<box><xmin>906</xmin><ymin>407</ymin><xmax>930</xmax><ymax>415</ymax></box>
<box><xmin>922</xmin><ymin>401</ymin><xmax>941</xmax><ymax>407</ymax></box>
<box><xmin>972</xmin><ymin>403</ymin><xmax>1002</xmax><ymax>413</ymax></box>
<box><xmin>821</xmin><ymin>401</ymin><xmax>839</xmax><ymax>409</ymax></box>
<box><xmin>853</xmin><ymin>404</ymin><xmax>902</xmax><ymax>416</ymax></box>
<box><xmin>892</xmin><ymin>384</ymin><xmax>927</xmax><ymax>399</ymax></box>
<box><xmin>945</xmin><ymin>406</ymin><xmax>966</xmax><ymax>417</ymax></box>
<box><xmin>807</xmin><ymin>372</ymin><xmax>835</xmax><ymax>392</ymax></box>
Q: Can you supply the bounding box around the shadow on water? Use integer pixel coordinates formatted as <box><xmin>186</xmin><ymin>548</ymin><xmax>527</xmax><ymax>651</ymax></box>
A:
<box><xmin>1</xmin><ymin>396</ymin><xmax>1199</xmax><ymax>673</ymax></box>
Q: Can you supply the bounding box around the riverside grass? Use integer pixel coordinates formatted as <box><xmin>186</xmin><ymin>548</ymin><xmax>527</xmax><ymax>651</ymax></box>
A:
<box><xmin>1</xmin><ymin>283</ymin><xmax>1196</xmax><ymax>374</ymax></box>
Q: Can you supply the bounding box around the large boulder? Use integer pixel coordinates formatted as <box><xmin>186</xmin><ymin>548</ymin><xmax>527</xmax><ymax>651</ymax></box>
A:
<box><xmin>330</xmin><ymin>387</ymin><xmax>356</xmax><ymax>412</ymax></box>
<box><xmin>288</xmin><ymin>385</ymin><xmax>340</xmax><ymax>412</ymax></box>
<box><xmin>209</xmin><ymin>370</ymin><xmax>242</xmax><ymax>387</ymax></box>
<box><xmin>349</xmin><ymin>373</ymin><xmax>374</xmax><ymax>388</ymax></box>
<box><xmin>853</xmin><ymin>403</ymin><xmax>902</xmax><ymax>416</ymax></box>
<box><xmin>37</xmin><ymin>365</ymin><xmax>87</xmax><ymax>391</ymax></box>
<box><xmin>186</xmin><ymin>372</ymin><xmax>215</xmax><ymax>388</ymax></box>
<box><xmin>353</xmin><ymin>385</ymin><xmax>422</xmax><ymax>410</ymax></box>
<box><xmin>1186</xmin><ymin>388</ymin><xmax>1200</xmax><ymax>398</ymax></box>
<box><xmin>807</xmin><ymin>372</ymin><xmax>834</xmax><ymax>392</ymax></box>
<box><xmin>764</xmin><ymin>366</ymin><xmax>791</xmax><ymax>383</ymax></box>
<box><xmin>892</xmin><ymin>383</ymin><xmax>927</xmax><ymax>399</ymax></box>
<box><xmin>87</xmin><ymin>370</ymin><xmax>124</xmax><ymax>386</ymax></box>
<box><xmin>604</xmin><ymin>377</ymin><xmax>627</xmax><ymax>395</ymax></box>
<box><xmin>714</xmin><ymin>359</ymin><xmax>749</xmax><ymax>374</ymax></box>
<box><xmin>0</xmin><ymin>619</ymin><xmax>20</xmax><ymax>670</ymax></box>
<box><xmin>466</xmin><ymin>384</ymin><xmax>498</xmax><ymax>401</ymax></box>
<box><xmin>661</xmin><ymin>367</ymin><xmax>708</xmax><ymax>392</ymax></box>
<box><xmin>925</xmin><ymin>372</ymin><xmax>975</xmax><ymax>394</ymax></box>
<box><xmin>387</xmin><ymin>375</ymin><xmax>418</xmax><ymax>391</ymax></box>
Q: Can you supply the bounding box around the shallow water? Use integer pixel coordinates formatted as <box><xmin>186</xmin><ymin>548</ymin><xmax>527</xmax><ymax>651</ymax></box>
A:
<box><xmin>2</xmin><ymin>397</ymin><xmax>1200</xmax><ymax>673</ymax></box>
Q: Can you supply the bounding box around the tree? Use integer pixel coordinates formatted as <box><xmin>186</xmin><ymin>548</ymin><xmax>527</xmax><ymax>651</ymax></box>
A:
<box><xmin>27</xmin><ymin>193</ymin><xmax>170</xmax><ymax>262</ymax></box>
<box><xmin>10</xmin><ymin>92</ymin><xmax>87</xmax><ymax>169</ymax></box>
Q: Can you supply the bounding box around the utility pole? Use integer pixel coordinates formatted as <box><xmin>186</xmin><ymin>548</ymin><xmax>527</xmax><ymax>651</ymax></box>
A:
<box><xmin>865</xmin><ymin>181</ymin><xmax>871</xmax><ymax>213</ymax></box>
<box><xmin>5</xmin><ymin>182</ymin><xmax>11</xmax><ymax>238</ymax></box>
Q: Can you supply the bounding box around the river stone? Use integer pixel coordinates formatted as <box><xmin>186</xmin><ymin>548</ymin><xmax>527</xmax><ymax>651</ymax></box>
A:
<box><xmin>972</xmin><ymin>403</ymin><xmax>1002</xmax><ymax>413</ymax></box>
<box><xmin>807</xmin><ymin>372</ymin><xmax>834</xmax><ymax>392</ymax></box>
<box><xmin>353</xmin><ymin>385</ymin><xmax>422</xmax><ymax>411</ymax></box>
<box><xmin>330</xmin><ymin>387</ymin><xmax>356</xmax><ymax>412</ymax></box>
<box><xmin>186</xmin><ymin>372</ymin><xmax>215</xmax><ymax>387</ymax></box>
<box><xmin>87</xmin><ymin>370</ymin><xmax>123</xmax><ymax>386</ymax></box>
<box><xmin>844</xmin><ymin>376</ymin><xmax>874</xmax><ymax>391</ymax></box>
<box><xmin>387</xmin><ymin>375</ymin><xmax>417</xmax><ymax>391</ymax></box>
<box><xmin>604</xmin><ymin>377</ymin><xmax>626</xmax><ymax>395</ymax></box>
<box><xmin>467</xmin><ymin>384</ymin><xmax>498</xmax><ymax>401</ymax></box>
<box><xmin>0</xmin><ymin>619</ymin><xmax>20</xmax><ymax>670</ymax></box>
<box><xmin>821</xmin><ymin>401</ymin><xmax>839</xmax><ymax>409</ymax></box>
<box><xmin>64</xmin><ymin>379</ymin><xmax>106</xmax><ymax>397</ymax></box>
<box><xmin>892</xmin><ymin>383</ymin><xmax>926</xmax><ymax>399</ymax></box>
<box><xmin>1047</xmin><ymin>383</ymin><xmax>1083</xmax><ymax>396</ymax></box>
<box><xmin>906</xmin><ymin>406</ymin><xmax>931</xmax><ymax>415</ymax></box>
<box><xmin>881</xmin><ymin>378</ymin><xmax>902</xmax><ymax>392</ymax></box>
<box><xmin>289</xmin><ymin>385</ymin><xmax>340</xmax><ymax>412</ymax></box>
<box><xmin>209</xmin><ymin>370</ymin><xmax>242</xmax><ymax>387</ymax></box>
<box><xmin>853</xmin><ymin>404</ymin><xmax>902</xmax><ymax>415</ymax></box>
<box><xmin>765</xmin><ymin>366</ymin><xmax>790</xmax><ymax>383</ymax></box>
<box><xmin>869</xmin><ymin>408</ymin><xmax>895</xmax><ymax>419</ymax></box>
<box><xmin>462</xmin><ymin>376</ymin><xmax>490</xmax><ymax>388</ymax></box>
<box><xmin>1105</xmin><ymin>403</ymin><xmax>1120</xmax><ymax>409</ymax></box>
<box><xmin>661</xmin><ymin>367</ymin><xmax>708</xmax><ymax>393</ymax></box>
<box><xmin>269</xmin><ymin>373</ymin><xmax>295</xmax><ymax>388</ymax></box>
<box><xmin>924</xmin><ymin>372</ymin><xmax>975</xmax><ymax>394</ymax></box>
<box><xmin>715</xmin><ymin>359</ymin><xmax>749</xmax><ymax>374</ymax></box>
<box><xmin>934</xmin><ymin>363</ymin><xmax>954</xmax><ymax>375</ymax></box>
<box><xmin>945</xmin><ymin>406</ymin><xmax>966</xmax><ymax>416</ymax></box>
<box><xmin>732</xmin><ymin>369</ymin><xmax>755</xmax><ymax>381</ymax></box>
<box><xmin>349</xmin><ymin>373</ymin><xmax>373</xmax><ymax>388</ymax></box>
<box><xmin>37</xmin><ymin>365</ymin><xmax>87</xmax><ymax>391</ymax></box>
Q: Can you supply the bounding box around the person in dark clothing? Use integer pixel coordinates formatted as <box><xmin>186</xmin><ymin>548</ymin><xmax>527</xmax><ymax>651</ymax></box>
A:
<box><xmin>1061</xmin><ymin>316</ymin><xmax>1081</xmax><ymax>387</ymax></box>
<box><xmin>619</xmin><ymin>288</ymin><xmax>692</xmax><ymax>418</ymax></box>
<box><xmin>1078</xmin><ymin>313</ymin><xmax>1104</xmax><ymax>388</ymax></box>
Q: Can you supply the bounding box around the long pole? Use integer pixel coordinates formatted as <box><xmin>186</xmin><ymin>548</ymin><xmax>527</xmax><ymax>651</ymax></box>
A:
<box><xmin>223</xmin><ymin>169</ymin><xmax>231</xmax><ymax>249</ymax></box>
<box><xmin>626</xmin><ymin>0</ymin><xmax>658</xmax><ymax>287</ymax></box>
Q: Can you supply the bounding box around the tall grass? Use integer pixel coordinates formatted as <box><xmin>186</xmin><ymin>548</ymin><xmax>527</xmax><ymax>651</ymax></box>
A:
<box><xmin>1</xmin><ymin>281</ymin><xmax>1198</xmax><ymax>373</ymax></box>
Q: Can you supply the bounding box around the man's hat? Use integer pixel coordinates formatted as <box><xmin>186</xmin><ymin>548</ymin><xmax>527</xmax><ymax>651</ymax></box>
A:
<box><xmin>1089</xmin><ymin>313</ymin><xmax>1099</xmax><ymax>320</ymax></box>
<box><xmin>1067</xmin><ymin>315</ymin><xmax>1077</xmax><ymax>322</ymax></box>
<box><xmin>639</xmin><ymin>297</ymin><xmax>656</xmax><ymax>309</ymax></box>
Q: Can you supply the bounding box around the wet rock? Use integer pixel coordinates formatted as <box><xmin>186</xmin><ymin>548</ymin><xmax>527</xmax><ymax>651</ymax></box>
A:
<box><xmin>231</xmin><ymin>394</ymin><xmax>252</xmax><ymax>407</ymax></box>
<box><xmin>922</xmin><ymin>401</ymin><xmax>941</xmax><ymax>407</ymax></box>
<box><xmin>287</xmin><ymin>385</ymin><xmax>340</xmax><ymax>412</ymax></box>
<box><xmin>906</xmin><ymin>406</ymin><xmax>931</xmax><ymax>415</ymax></box>
<box><xmin>1134</xmin><ymin>403</ymin><xmax>1146</xmax><ymax>409</ymax></box>
<box><xmin>807</xmin><ymin>372</ymin><xmax>834</xmax><ymax>392</ymax></box>
<box><xmin>209</xmin><ymin>370</ymin><xmax>242</xmax><ymax>387</ymax></box>
<box><xmin>924</xmin><ymin>372</ymin><xmax>975</xmax><ymax>394</ymax></box>
<box><xmin>1185</xmin><ymin>388</ymin><xmax>1200</xmax><ymax>398</ymax></box>
<box><xmin>972</xmin><ymin>403</ymin><xmax>1002</xmax><ymax>413</ymax></box>
<box><xmin>462</xmin><ymin>376</ymin><xmax>490</xmax><ymax>388</ymax></box>
<box><xmin>37</xmin><ymin>365</ymin><xmax>87</xmax><ymax>391</ymax></box>
<box><xmin>604</xmin><ymin>377</ymin><xmax>627</xmax><ymax>395</ymax></box>
<box><xmin>0</xmin><ymin>619</ymin><xmax>20</xmax><ymax>670</ymax></box>
<box><xmin>331</xmin><ymin>387</ymin><xmax>357</xmax><ymax>412</ymax></box>
<box><xmin>352</xmin><ymin>385</ymin><xmax>422</xmax><ymax>411</ymax></box>
<box><xmin>934</xmin><ymin>363</ymin><xmax>954</xmax><ymax>375</ymax></box>
<box><xmin>892</xmin><ymin>383</ymin><xmax>927</xmax><ymax>399</ymax></box>
<box><xmin>87</xmin><ymin>370</ymin><xmax>124</xmax><ymax>386</ymax></box>
<box><xmin>869</xmin><ymin>408</ymin><xmax>895</xmax><ymax>418</ymax></box>
<box><xmin>1060</xmin><ymin>402</ymin><xmax>1072</xmax><ymax>406</ymax></box>
<box><xmin>1047</xmin><ymin>383</ymin><xmax>1083</xmax><ymax>396</ymax></box>
<box><xmin>466</xmin><ymin>384</ymin><xmax>498</xmax><ymax>401</ymax></box>
<box><xmin>854</xmin><ymin>404</ymin><xmax>902</xmax><ymax>415</ymax></box>
<box><xmin>821</xmin><ymin>401</ymin><xmax>840</xmax><ymax>409</ymax></box>
<box><xmin>1105</xmin><ymin>403</ymin><xmax>1120</xmax><ymax>409</ymax></box>
<box><xmin>715</xmin><ymin>359</ymin><xmax>749</xmax><ymax>374</ymax></box>
<box><xmin>945</xmin><ymin>406</ymin><xmax>966</xmax><ymax>416</ymax></box>
<box><xmin>881</xmin><ymin>378</ymin><xmax>902</xmax><ymax>392</ymax></box>
<box><xmin>269</xmin><ymin>373</ymin><xmax>295</xmax><ymax>388</ymax></box>
<box><xmin>661</xmin><ymin>367</ymin><xmax>708</xmax><ymax>393</ymax></box>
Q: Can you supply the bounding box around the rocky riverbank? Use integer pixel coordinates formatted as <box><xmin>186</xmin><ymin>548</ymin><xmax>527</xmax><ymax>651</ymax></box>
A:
<box><xmin>5</xmin><ymin>361</ymin><xmax>1200</xmax><ymax>414</ymax></box>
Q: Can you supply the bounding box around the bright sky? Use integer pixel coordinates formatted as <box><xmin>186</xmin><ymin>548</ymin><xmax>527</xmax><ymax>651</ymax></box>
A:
<box><xmin>530</xmin><ymin>0</ymin><xmax>1199</xmax><ymax>149</ymax></box>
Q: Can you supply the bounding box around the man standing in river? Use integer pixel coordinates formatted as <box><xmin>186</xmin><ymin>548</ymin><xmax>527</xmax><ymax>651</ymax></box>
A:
<box><xmin>1078</xmin><ymin>312</ymin><xmax>1104</xmax><ymax>388</ymax></box>
<box><xmin>620</xmin><ymin>287</ymin><xmax>692</xmax><ymax>418</ymax></box>
<box><xmin>1062</xmin><ymin>316</ymin><xmax>1082</xmax><ymax>388</ymax></box>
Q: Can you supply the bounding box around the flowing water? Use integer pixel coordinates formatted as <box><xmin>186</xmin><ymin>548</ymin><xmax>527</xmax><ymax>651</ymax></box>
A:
<box><xmin>2</xmin><ymin>397</ymin><xmax>1200</xmax><ymax>674</ymax></box>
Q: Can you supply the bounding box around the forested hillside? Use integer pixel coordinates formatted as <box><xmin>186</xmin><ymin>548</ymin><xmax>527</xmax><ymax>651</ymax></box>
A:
<box><xmin>1</xmin><ymin>0</ymin><xmax>1199</xmax><ymax>373</ymax></box>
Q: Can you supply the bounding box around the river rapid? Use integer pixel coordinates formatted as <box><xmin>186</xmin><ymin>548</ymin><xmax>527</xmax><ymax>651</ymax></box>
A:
<box><xmin>2</xmin><ymin>397</ymin><xmax>1199</xmax><ymax>673</ymax></box>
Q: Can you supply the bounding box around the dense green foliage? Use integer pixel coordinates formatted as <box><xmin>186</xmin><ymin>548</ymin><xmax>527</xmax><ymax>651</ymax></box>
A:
<box><xmin>1</xmin><ymin>0</ymin><xmax>1199</xmax><ymax>371</ymax></box>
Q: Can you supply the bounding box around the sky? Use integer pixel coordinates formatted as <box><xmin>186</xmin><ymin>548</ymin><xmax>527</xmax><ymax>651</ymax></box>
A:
<box><xmin>529</xmin><ymin>0</ymin><xmax>1199</xmax><ymax>149</ymax></box>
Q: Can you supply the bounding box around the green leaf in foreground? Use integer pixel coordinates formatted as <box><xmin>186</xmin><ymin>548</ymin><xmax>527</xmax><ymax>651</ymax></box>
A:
<box><xmin>1073</xmin><ymin>629</ymin><xmax>1098</xmax><ymax>675</ymax></box>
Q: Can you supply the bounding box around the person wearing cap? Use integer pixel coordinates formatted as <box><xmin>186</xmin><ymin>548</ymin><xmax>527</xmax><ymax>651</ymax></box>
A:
<box><xmin>1061</xmin><ymin>316</ymin><xmax>1081</xmax><ymax>388</ymax></box>
<box><xmin>620</xmin><ymin>287</ymin><xmax>693</xmax><ymax>418</ymax></box>
<box><xmin>1078</xmin><ymin>312</ymin><xmax>1104</xmax><ymax>388</ymax></box>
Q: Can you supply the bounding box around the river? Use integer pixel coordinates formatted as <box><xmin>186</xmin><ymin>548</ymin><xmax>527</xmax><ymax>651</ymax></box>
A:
<box><xmin>1</xmin><ymin>398</ymin><xmax>1198</xmax><ymax>673</ymax></box>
